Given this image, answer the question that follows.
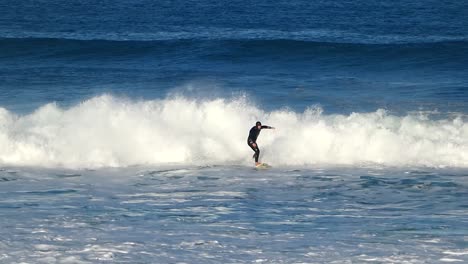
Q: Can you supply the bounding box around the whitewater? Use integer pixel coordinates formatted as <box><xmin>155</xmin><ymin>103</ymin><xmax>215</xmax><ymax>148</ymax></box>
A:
<box><xmin>0</xmin><ymin>94</ymin><xmax>467</xmax><ymax>169</ymax></box>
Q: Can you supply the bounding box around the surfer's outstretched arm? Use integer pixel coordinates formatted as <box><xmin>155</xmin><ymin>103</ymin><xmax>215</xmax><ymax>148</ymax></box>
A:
<box><xmin>261</xmin><ymin>125</ymin><xmax>275</xmax><ymax>129</ymax></box>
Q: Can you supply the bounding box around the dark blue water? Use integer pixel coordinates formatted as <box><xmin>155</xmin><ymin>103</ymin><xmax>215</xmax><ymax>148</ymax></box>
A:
<box><xmin>1</xmin><ymin>1</ymin><xmax>468</xmax><ymax>263</ymax></box>
<box><xmin>1</xmin><ymin>0</ymin><xmax>467</xmax><ymax>113</ymax></box>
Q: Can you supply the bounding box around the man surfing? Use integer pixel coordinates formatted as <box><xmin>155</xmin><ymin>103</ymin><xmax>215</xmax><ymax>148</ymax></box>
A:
<box><xmin>247</xmin><ymin>121</ymin><xmax>275</xmax><ymax>166</ymax></box>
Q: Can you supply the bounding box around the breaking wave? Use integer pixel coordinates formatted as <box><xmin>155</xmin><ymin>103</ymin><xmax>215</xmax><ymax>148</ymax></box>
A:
<box><xmin>0</xmin><ymin>95</ymin><xmax>467</xmax><ymax>168</ymax></box>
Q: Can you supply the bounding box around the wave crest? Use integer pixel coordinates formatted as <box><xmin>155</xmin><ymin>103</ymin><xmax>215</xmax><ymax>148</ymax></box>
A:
<box><xmin>0</xmin><ymin>95</ymin><xmax>467</xmax><ymax>168</ymax></box>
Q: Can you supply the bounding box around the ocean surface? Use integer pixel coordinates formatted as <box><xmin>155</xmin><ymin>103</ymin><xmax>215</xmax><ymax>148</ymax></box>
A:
<box><xmin>1</xmin><ymin>0</ymin><xmax>467</xmax><ymax>263</ymax></box>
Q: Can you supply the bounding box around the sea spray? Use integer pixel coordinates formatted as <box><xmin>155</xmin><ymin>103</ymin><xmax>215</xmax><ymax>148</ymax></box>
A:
<box><xmin>0</xmin><ymin>95</ymin><xmax>466</xmax><ymax>168</ymax></box>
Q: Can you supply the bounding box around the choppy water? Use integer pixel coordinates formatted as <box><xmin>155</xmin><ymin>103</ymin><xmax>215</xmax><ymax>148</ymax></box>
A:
<box><xmin>1</xmin><ymin>166</ymin><xmax>467</xmax><ymax>263</ymax></box>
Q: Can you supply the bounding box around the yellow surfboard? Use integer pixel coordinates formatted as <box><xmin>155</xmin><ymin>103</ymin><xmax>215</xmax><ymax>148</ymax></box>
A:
<box><xmin>255</xmin><ymin>163</ymin><xmax>271</xmax><ymax>169</ymax></box>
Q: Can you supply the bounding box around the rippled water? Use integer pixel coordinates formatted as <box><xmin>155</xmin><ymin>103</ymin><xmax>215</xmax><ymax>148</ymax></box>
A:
<box><xmin>1</xmin><ymin>166</ymin><xmax>466</xmax><ymax>263</ymax></box>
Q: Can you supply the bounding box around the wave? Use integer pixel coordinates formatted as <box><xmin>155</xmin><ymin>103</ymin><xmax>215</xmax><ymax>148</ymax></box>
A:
<box><xmin>2</xmin><ymin>37</ymin><xmax>467</xmax><ymax>68</ymax></box>
<box><xmin>2</xmin><ymin>28</ymin><xmax>467</xmax><ymax>44</ymax></box>
<box><xmin>0</xmin><ymin>95</ymin><xmax>467</xmax><ymax>168</ymax></box>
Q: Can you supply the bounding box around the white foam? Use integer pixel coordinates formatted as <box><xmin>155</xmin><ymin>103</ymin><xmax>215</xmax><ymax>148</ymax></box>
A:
<box><xmin>0</xmin><ymin>95</ymin><xmax>467</xmax><ymax>168</ymax></box>
<box><xmin>444</xmin><ymin>251</ymin><xmax>468</xmax><ymax>256</ymax></box>
<box><xmin>34</xmin><ymin>244</ymin><xmax>59</xmax><ymax>251</ymax></box>
<box><xmin>440</xmin><ymin>258</ymin><xmax>464</xmax><ymax>262</ymax></box>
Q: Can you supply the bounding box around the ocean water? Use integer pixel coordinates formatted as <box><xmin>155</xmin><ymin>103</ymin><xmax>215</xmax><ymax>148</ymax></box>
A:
<box><xmin>1</xmin><ymin>0</ymin><xmax>467</xmax><ymax>263</ymax></box>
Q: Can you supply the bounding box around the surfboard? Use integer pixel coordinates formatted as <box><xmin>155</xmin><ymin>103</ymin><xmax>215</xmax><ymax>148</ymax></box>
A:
<box><xmin>255</xmin><ymin>163</ymin><xmax>271</xmax><ymax>169</ymax></box>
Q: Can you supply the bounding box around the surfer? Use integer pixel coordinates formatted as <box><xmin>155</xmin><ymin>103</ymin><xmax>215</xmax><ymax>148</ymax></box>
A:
<box><xmin>247</xmin><ymin>121</ymin><xmax>275</xmax><ymax>166</ymax></box>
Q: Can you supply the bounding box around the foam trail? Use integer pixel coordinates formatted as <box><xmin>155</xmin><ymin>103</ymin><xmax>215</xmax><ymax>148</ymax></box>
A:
<box><xmin>0</xmin><ymin>95</ymin><xmax>467</xmax><ymax>168</ymax></box>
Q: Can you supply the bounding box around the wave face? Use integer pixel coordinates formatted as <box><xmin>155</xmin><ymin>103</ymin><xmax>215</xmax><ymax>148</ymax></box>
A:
<box><xmin>2</xmin><ymin>37</ymin><xmax>467</xmax><ymax>64</ymax></box>
<box><xmin>0</xmin><ymin>95</ymin><xmax>466</xmax><ymax>168</ymax></box>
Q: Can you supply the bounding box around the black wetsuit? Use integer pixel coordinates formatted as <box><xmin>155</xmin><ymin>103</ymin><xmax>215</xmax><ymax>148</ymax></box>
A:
<box><xmin>247</xmin><ymin>125</ymin><xmax>272</xmax><ymax>163</ymax></box>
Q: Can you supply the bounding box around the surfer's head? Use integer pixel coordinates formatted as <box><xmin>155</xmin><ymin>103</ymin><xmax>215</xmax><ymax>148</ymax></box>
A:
<box><xmin>256</xmin><ymin>121</ymin><xmax>262</xmax><ymax>128</ymax></box>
